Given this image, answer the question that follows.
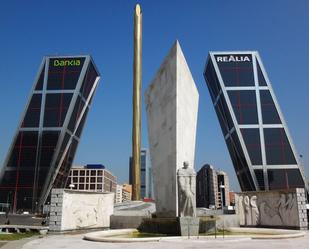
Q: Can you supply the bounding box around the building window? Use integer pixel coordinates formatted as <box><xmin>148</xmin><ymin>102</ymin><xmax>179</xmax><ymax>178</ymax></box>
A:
<box><xmin>215</xmin><ymin>95</ymin><xmax>234</xmax><ymax>136</ymax></box>
<box><xmin>268</xmin><ymin>169</ymin><xmax>304</xmax><ymax>190</ymax></box>
<box><xmin>22</xmin><ymin>94</ymin><xmax>42</xmax><ymax>128</ymax></box>
<box><xmin>35</xmin><ymin>64</ymin><xmax>45</xmax><ymax>90</ymax></box>
<box><xmin>44</xmin><ymin>93</ymin><xmax>73</xmax><ymax>127</ymax></box>
<box><xmin>260</xmin><ymin>90</ymin><xmax>281</xmax><ymax>124</ymax></box>
<box><xmin>254</xmin><ymin>169</ymin><xmax>265</xmax><ymax>190</ymax></box>
<box><xmin>241</xmin><ymin>128</ymin><xmax>262</xmax><ymax>165</ymax></box>
<box><xmin>79</xmin><ymin>62</ymin><xmax>98</xmax><ymax>100</ymax></box>
<box><xmin>256</xmin><ymin>61</ymin><xmax>267</xmax><ymax>86</ymax></box>
<box><xmin>228</xmin><ymin>90</ymin><xmax>258</xmax><ymax>124</ymax></box>
<box><xmin>204</xmin><ymin>60</ymin><xmax>222</xmax><ymax>102</ymax></box>
<box><xmin>264</xmin><ymin>128</ymin><xmax>296</xmax><ymax>165</ymax></box>
<box><xmin>8</xmin><ymin>131</ymin><xmax>38</xmax><ymax>168</ymax></box>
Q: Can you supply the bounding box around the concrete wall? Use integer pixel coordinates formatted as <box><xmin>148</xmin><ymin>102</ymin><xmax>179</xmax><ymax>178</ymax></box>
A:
<box><xmin>49</xmin><ymin>189</ymin><xmax>114</xmax><ymax>231</ymax></box>
<box><xmin>235</xmin><ymin>188</ymin><xmax>307</xmax><ymax>230</ymax></box>
<box><xmin>145</xmin><ymin>41</ymin><xmax>199</xmax><ymax>217</ymax></box>
<box><xmin>216</xmin><ymin>214</ymin><xmax>239</xmax><ymax>229</ymax></box>
<box><xmin>110</xmin><ymin>215</ymin><xmax>148</xmax><ymax>229</ymax></box>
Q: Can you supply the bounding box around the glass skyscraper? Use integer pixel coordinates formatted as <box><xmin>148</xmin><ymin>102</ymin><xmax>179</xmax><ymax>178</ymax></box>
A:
<box><xmin>129</xmin><ymin>148</ymin><xmax>153</xmax><ymax>199</ymax></box>
<box><xmin>204</xmin><ymin>51</ymin><xmax>308</xmax><ymax>192</ymax></box>
<box><xmin>0</xmin><ymin>56</ymin><xmax>100</xmax><ymax>212</ymax></box>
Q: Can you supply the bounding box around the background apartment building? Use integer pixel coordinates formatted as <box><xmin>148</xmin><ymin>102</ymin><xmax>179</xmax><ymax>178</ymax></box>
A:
<box><xmin>66</xmin><ymin>164</ymin><xmax>117</xmax><ymax>193</ymax></box>
<box><xmin>196</xmin><ymin>164</ymin><xmax>230</xmax><ymax>209</ymax></box>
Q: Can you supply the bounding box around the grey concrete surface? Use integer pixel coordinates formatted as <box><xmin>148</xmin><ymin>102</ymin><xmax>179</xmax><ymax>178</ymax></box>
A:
<box><xmin>22</xmin><ymin>231</ymin><xmax>309</xmax><ymax>249</ymax></box>
<box><xmin>0</xmin><ymin>242</ymin><xmax>7</xmax><ymax>248</ymax></box>
<box><xmin>0</xmin><ymin>236</ymin><xmax>40</xmax><ymax>249</ymax></box>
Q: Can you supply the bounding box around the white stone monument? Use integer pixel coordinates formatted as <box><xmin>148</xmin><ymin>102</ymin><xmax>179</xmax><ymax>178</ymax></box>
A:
<box><xmin>235</xmin><ymin>188</ymin><xmax>308</xmax><ymax>229</ymax></box>
<box><xmin>145</xmin><ymin>41</ymin><xmax>199</xmax><ymax>217</ymax></box>
<box><xmin>49</xmin><ymin>189</ymin><xmax>114</xmax><ymax>231</ymax></box>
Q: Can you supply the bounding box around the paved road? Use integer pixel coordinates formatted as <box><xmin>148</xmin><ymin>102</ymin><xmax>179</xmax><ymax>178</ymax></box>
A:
<box><xmin>22</xmin><ymin>231</ymin><xmax>309</xmax><ymax>249</ymax></box>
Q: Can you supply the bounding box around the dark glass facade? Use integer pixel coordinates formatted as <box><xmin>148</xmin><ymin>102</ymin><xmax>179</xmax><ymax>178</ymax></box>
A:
<box><xmin>129</xmin><ymin>149</ymin><xmax>153</xmax><ymax>199</ymax></box>
<box><xmin>204</xmin><ymin>52</ymin><xmax>307</xmax><ymax>192</ymax></box>
<box><xmin>0</xmin><ymin>56</ymin><xmax>100</xmax><ymax>212</ymax></box>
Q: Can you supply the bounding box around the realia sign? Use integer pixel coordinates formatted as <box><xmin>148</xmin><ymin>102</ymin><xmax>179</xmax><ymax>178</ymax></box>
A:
<box><xmin>216</xmin><ymin>55</ymin><xmax>250</xmax><ymax>62</ymax></box>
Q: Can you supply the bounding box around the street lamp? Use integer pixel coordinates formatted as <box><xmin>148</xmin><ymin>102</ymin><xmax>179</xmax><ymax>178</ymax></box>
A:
<box><xmin>219</xmin><ymin>184</ymin><xmax>225</xmax><ymax>238</ymax></box>
<box><xmin>69</xmin><ymin>184</ymin><xmax>75</xmax><ymax>190</ymax></box>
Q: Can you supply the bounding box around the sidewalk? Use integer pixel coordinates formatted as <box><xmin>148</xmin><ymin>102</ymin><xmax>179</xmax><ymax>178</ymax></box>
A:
<box><xmin>21</xmin><ymin>231</ymin><xmax>309</xmax><ymax>249</ymax></box>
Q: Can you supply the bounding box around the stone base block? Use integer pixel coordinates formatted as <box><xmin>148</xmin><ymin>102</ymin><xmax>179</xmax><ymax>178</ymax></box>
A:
<box><xmin>179</xmin><ymin>217</ymin><xmax>199</xmax><ymax>236</ymax></box>
<box><xmin>138</xmin><ymin>217</ymin><xmax>200</xmax><ymax>236</ymax></box>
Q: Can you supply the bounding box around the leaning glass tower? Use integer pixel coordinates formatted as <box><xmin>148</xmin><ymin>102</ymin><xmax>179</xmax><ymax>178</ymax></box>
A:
<box><xmin>204</xmin><ymin>51</ymin><xmax>308</xmax><ymax>192</ymax></box>
<box><xmin>0</xmin><ymin>56</ymin><xmax>100</xmax><ymax>212</ymax></box>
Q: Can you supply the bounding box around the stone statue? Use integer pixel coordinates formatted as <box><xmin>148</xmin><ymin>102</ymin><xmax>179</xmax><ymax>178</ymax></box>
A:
<box><xmin>250</xmin><ymin>196</ymin><xmax>259</xmax><ymax>226</ymax></box>
<box><xmin>238</xmin><ymin>195</ymin><xmax>245</xmax><ymax>226</ymax></box>
<box><xmin>177</xmin><ymin>161</ymin><xmax>196</xmax><ymax>217</ymax></box>
<box><xmin>244</xmin><ymin>195</ymin><xmax>251</xmax><ymax>225</ymax></box>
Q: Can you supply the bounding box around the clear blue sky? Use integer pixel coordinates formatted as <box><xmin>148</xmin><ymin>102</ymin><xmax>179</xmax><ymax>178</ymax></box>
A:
<box><xmin>0</xmin><ymin>0</ymin><xmax>308</xmax><ymax>191</ymax></box>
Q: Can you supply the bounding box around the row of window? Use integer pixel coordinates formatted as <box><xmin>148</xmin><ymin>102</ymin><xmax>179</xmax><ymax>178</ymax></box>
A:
<box><xmin>211</xmin><ymin>89</ymin><xmax>281</xmax><ymax>127</ymax></box>
<box><xmin>241</xmin><ymin>128</ymin><xmax>296</xmax><ymax>165</ymax></box>
<box><xmin>7</xmin><ymin>131</ymin><xmax>60</xmax><ymax>168</ymax></box>
<box><xmin>228</xmin><ymin>90</ymin><xmax>281</xmax><ymax>125</ymax></box>
<box><xmin>69</xmin><ymin>176</ymin><xmax>104</xmax><ymax>183</ymax></box>
<box><xmin>70</xmin><ymin>169</ymin><xmax>104</xmax><ymax>176</ymax></box>
<box><xmin>254</xmin><ymin>169</ymin><xmax>304</xmax><ymax>190</ymax></box>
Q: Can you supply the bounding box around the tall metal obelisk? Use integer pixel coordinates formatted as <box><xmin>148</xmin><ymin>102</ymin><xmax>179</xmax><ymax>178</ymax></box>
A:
<box><xmin>132</xmin><ymin>4</ymin><xmax>142</xmax><ymax>200</ymax></box>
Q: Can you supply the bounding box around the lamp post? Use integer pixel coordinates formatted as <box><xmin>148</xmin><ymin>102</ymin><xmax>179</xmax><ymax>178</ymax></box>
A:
<box><xmin>219</xmin><ymin>184</ymin><xmax>225</xmax><ymax>238</ymax></box>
